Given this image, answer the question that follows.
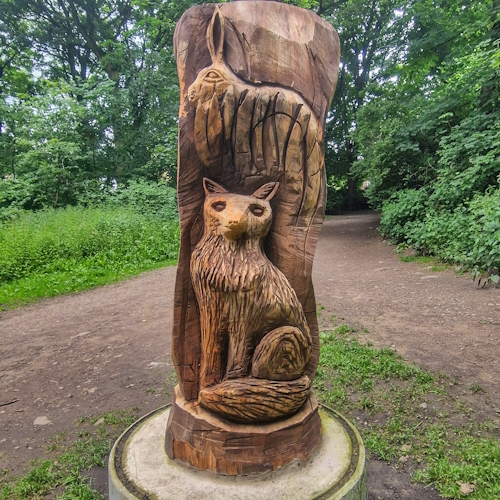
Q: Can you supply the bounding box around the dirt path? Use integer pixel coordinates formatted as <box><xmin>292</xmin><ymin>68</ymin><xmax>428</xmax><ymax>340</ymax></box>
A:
<box><xmin>1</xmin><ymin>211</ymin><xmax>498</xmax><ymax>499</ymax></box>
<box><xmin>314</xmin><ymin>212</ymin><xmax>500</xmax><ymax>403</ymax></box>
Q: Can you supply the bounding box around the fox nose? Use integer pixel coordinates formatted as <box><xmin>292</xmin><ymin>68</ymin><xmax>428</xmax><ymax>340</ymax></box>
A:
<box><xmin>225</xmin><ymin>219</ymin><xmax>246</xmax><ymax>239</ymax></box>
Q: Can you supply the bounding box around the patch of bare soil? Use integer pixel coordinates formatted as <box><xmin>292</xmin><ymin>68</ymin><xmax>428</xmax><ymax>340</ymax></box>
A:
<box><xmin>1</xmin><ymin>211</ymin><xmax>498</xmax><ymax>498</ymax></box>
<box><xmin>0</xmin><ymin>267</ymin><xmax>177</xmax><ymax>479</ymax></box>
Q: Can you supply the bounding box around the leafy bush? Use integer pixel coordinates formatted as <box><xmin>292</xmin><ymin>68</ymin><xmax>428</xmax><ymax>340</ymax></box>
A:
<box><xmin>468</xmin><ymin>185</ymin><xmax>500</xmax><ymax>272</ymax></box>
<box><xmin>1</xmin><ymin>176</ymin><xmax>179</xmax><ymax>223</ymax></box>
<box><xmin>361</xmin><ymin>35</ymin><xmax>500</xmax><ymax>275</ymax></box>
<box><xmin>378</xmin><ymin>189</ymin><xmax>429</xmax><ymax>242</ymax></box>
<box><xmin>0</xmin><ymin>206</ymin><xmax>179</xmax><ymax>307</ymax></box>
<box><xmin>76</xmin><ymin>179</ymin><xmax>178</xmax><ymax>221</ymax></box>
<box><xmin>379</xmin><ymin>181</ymin><xmax>500</xmax><ymax>274</ymax></box>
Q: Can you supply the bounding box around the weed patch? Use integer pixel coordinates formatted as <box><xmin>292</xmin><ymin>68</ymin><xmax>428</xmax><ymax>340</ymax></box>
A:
<box><xmin>399</xmin><ymin>254</ymin><xmax>451</xmax><ymax>272</ymax></box>
<box><xmin>315</xmin><ymin>326</ymin><xmax>500</xmax><ymax>500</ymax></box>
<box><xmin>0</xmin><ymin>206</ymin><xmax>179</xmax><ymax>308</ymax></box>
<box><xmin>0</xmin><ymin>409</ymin><xmax>139</xmax><ymax>500</ymax></box>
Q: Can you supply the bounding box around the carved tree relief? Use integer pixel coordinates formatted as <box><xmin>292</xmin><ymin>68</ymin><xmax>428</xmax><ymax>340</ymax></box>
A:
<box><xmin>165</xmin><ymin>1</ymin><xmax>339</xmax><ymax>474</ymax></box>
<box><xmin>191</xmin><ymin>177</ymin><xmax>313</xmax><ymax>422</ymax></box>
<box><xmin>166</xmin><ymin>0</ymin><xmax>339</xmax><ymax>473</ymax></box>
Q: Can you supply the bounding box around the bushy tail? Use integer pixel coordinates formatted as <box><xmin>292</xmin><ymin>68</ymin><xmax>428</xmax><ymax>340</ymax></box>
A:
<box><xmin>198</xmin><ymin>375</ymin><xmax>311</xmax><ymax>423</ymax></box>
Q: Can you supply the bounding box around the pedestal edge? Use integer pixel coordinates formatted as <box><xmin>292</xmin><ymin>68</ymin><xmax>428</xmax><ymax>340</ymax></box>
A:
<box><xmin>109</xmin><ymin>404</ymin><xmax>367</xmax><ymax>500</ymax></box>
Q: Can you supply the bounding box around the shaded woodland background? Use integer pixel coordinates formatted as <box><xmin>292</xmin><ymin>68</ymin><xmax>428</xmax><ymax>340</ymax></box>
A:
<box><xmin>1</xmin><ymin>0</ymin><xmax>499</xmax><ymax>291</ymax></box>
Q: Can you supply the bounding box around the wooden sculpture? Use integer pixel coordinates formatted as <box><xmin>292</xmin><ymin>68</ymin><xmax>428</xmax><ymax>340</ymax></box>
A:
<box><xmin>192</xmin><ymin>177</ymin><xmax>312</xmax><ymax>422</ymax></box>
<box><xmin>166</xmin><ymin>1</ymin><xmax>340</xmax><ymax>474</ymax></box>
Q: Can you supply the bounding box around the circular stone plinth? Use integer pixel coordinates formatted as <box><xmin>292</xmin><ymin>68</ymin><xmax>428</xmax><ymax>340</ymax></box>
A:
<box><xmin>109</xmin><ymin>405</ymin><xmax>366</xmax><ymax>500</ymax></box>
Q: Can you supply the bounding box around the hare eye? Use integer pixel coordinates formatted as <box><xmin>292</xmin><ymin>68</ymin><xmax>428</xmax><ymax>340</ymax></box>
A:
<box><xmin>212</xmin><ymin>201</ymin><xmax>226</xmax><ymax>212</ymax></box>
<box><xmin>205</xmin><ymin>71</ymin><xmax>221</xmax><ymax>80</ymax></box>
<box><xmin>250</xmin><ymin>205</ymin><xmax>264</xmax><ymax>217</ymax></box>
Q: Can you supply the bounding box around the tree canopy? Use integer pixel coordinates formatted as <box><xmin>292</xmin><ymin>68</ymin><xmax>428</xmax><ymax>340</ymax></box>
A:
<box><xmin>1</xmin><ymin>0</ymin><xmax>499</xmax><ymax>273</ymax></box>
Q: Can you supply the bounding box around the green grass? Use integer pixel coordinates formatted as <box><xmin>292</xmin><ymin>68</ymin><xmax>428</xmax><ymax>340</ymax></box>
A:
<box><xmin>315</xmin><ymin>326</ymin><xmax>500</xmax><ymax>499</ymax></box>
<box><xmin>0</xmin><ymin>206</ymin><xmax>179</xmax><ymax>308</ymax></box>
<box><xmin>399</xmin><ymin>254</ymin><xmax>452</xmax><ymax>272</ymax></box>
<box><xmin>0</xmin><ymin>410</ymin><xmax>139</xmax><ymax>500</ymax></box>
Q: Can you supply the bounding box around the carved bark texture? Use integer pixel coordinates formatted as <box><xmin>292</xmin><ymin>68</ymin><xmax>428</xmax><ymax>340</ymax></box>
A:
<box><xmin>165</xmin><ymin>385</ymin><xmax>322</xmax><ymax>475</ymax></box>
<box><xmin>172</xmin><ymin>1</ymin><xmax>340</xmax><ymax>404</ymax></box>
<box><xmin>190</xmin><ymin>179</ymin><xmax>312</xmax><ymax>421</ymax></box>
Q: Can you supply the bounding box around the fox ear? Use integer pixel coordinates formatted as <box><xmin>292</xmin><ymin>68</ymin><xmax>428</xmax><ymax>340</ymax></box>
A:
<box><xmin>207</xmin><ymin>7</ymin><xmax>225</xmax><ymax>63</ymax></box>
<box><xmin>252</xmin><ymin>182</ymin><xmax>279</xmax><ymax>201</ymax></box>
<box><xmin>203</xmin><ymin>178</ymin><xmax>228</xmax><ymax>196</ymax></box>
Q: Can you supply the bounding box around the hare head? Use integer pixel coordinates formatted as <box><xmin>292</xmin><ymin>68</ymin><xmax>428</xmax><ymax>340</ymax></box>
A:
<box><xmin>188</xmin><ymin>8</ymin><xmax>235</xmax><ymax>109</ymax></box>
<box><xmin>202</xmin><ymin>178</ymin><xmax>279</xmax><ymax>242</ymax></box>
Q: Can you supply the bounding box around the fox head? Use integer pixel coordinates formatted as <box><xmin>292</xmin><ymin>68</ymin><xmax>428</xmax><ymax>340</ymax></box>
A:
<box><xmin>202</xmin><ymin>178</ymin><xmax>279</xmax><ymax>242</ymax></box>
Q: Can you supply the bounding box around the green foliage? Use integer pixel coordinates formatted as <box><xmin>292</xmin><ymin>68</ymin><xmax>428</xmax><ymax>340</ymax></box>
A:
<box><xmin>0</xmin><ymin>0</ymin><xmax>182</xmax><ymax>202</ymax></box>
<box><xmin>0</xmin><ymin>203</ymin><xmax>179</xmax><ymax>308</ymax></box>
<box><xmin>353</xmin><ymin>0</ymin><xmax>500</xmax><ymax>273</ymax></box>
<box><xmin>325</xmin><ymin>174</ymin><xmax>368</xmax><ymax>214</ymax></box>
<box><xmin>379</xmin><ymin>180</ymin><xmax>500</xmax><ymax>273</ymax></box>
<box><xmin>321</xmin><ymin>0</ymin><xmax>407</xmax><ymax>209</ymax></box>
<box><xmin>414</xmin><ymin>432</ymin><xmax>500</xmax><ymax>499</ymax></box>
<box><xmin>76</xmin><ymin>180</ymin><xmax>178</xmax><ymax>220</ymax></box>
<box><xmin>378</xmin><ymin>189</ymin><xmax>429</xmax><ymax>242</ymax></box>
<box><xmin>0</xmin><ymin>409</ymin><xmax>139</xmax><ymax>500</ymax></box>
<box><xmin>315</xmin><ymin>326</ymin><xmax>432</xmax><ymax>406</ymax></box>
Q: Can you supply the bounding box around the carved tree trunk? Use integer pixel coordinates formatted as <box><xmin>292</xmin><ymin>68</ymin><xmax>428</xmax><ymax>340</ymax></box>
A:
<box><xmin>172</xmin><ymin>0</ymin><xmax>339</xmax><ymax>401</ymax></box>
<box><xmin>166</xmin><ymin>0</ymin><xmax>340</xmax><ymax>474</ymax></box>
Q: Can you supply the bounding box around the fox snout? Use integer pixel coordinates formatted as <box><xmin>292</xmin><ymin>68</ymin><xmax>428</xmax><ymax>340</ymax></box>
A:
<box><xmin>225</xmin><ymin>219</ymin><xmax>247</xmax><ymax>239</ymax></box>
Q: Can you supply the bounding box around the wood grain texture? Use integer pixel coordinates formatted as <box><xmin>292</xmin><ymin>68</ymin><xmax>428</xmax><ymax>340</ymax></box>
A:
<box><xmin>165</xmin><ymin>385</ymin><xmax>322</xmax><ymax>475</ymax></box>
<box><xmin>198</xmin><ymin>375</ymin><xmax>312</xmax><ymax>423</ymax></box>
<box><xmin>171</xmin><ymin>1</ymin><xmax>339</xmax><ymax>403</ymax></box>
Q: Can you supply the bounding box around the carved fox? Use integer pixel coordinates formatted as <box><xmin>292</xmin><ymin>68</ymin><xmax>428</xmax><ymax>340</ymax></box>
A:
<box><xmin>187</xmin><ymin>8</ymin><xmax>324</xmax><ymax>224</ymax></box>
<box><xmin>190</xmin><ymin>178</ymin><xmax>313</xmax><ymax>422</ymax></box>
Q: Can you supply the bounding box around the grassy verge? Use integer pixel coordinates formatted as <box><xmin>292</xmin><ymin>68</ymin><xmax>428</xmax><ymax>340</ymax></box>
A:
<box><xmin>0</xmin><ymin>410</ymin><xmax>140</xmax><ymax>500</ymax></box>
<box><xmin>398</xmin><ymin>254</ymin><xmax>452</xmax><ymax>272</ymax></box>
<box><xmin>0</xmin><ymin>206</ymin><xmax>179</xmax><ymax>309</ymax></box>
<box><xmin>2</xmin><ymin>326</ymin><xmax>498</xmax><ymax>499</ymax></box>
<box><xmin>314</xmin><ymin>324</ymin><xmax>500</xmax><ymax>500</ymax></box>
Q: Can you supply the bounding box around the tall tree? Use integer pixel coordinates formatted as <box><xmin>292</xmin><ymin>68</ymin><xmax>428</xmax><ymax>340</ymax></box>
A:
<box><xmin>315</xmin><ymin>0</ymin><xmax>406</xmax><ymax>211</ymax></box>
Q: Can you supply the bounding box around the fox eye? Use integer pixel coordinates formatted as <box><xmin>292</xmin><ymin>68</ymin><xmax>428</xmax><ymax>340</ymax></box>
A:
<box><xmin>212</xmin><ymin>201</ymin><xmax>226</xmax><ymax>212</ymax></box>
<box><xmin>250</xmin><ymin>205</ymin><xmax>264</xmax><ymax>217</ymax></box>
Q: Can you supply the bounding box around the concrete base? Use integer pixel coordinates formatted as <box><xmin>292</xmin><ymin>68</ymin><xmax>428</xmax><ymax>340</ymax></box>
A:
<box><xmin>109</xmin><ymin>405</ymin><xmax>367</xmax><ymax>500</ymax></box>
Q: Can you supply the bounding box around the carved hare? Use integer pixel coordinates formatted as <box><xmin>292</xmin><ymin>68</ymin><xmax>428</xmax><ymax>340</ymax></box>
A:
<box><xmin>190</xmin><ymin>178</ymin><xmax>312</xmax><ymax>422</ymax></box>
<box><xmin>188</xmin><ymin>8</ymin><xmax>324</xmax><ymax>224</ymax></box>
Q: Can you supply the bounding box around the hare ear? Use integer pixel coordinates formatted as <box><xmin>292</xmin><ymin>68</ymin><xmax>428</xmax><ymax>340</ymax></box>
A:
<box><xmin>207</xmin><ymin>7</ymin><xmax>225</xmax><ymax>63</ymax></box>
<box><xmin>252</xmin><ymin>182</ymin><xmax>279</xmax><ymax>201</ymax></box>
<box><xmin>203</xmin><ymin>178</ymin><xmax>228</xmax><ymax>196</ymax></box>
